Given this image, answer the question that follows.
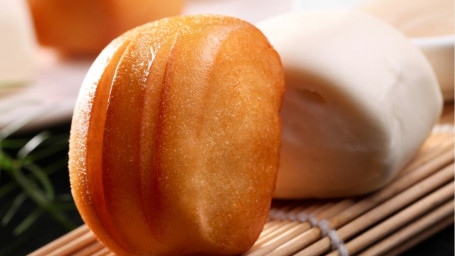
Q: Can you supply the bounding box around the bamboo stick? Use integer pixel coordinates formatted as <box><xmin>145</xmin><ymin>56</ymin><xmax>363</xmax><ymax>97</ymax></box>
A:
<box><xmin>247</xmin><ymin>223</ymin><xmax>313</xmax><ymax>256</ymax></box>
<box><xmin>269</xmin><ymin>224</ymin><xmax>323</xmax><ymax>256</ymax></box>
<box><xmin>71</xmin><ymin>242</ymin><xmax>104</xmax><ymax>256</ymax></box>
<box><xmin>401</xmin><ymin>138</ymin><xmax>453</xmax><ymax>175</ymax></box>
<box><xmin>254</xmin><ymin>221</ymin><xmax>298</xmax><ymax>246</ymax></box>
<box><xmin>296</xmin><ymin>166</ymin><xmax>454</xmax><ymax>256</ymax></box>
<box><xmin>90</xmin><ymin>247</ymin><xmax>111</xmax><ymax>256</ymax></box>
<box><xmin>262</xmin><ymin>220</ymin><xmax>280</xmax><ymax>231</ymax></box>
<box><xmin>329</xmin><ymin>150</ymin><xmax>453</xmax><ymax>228</ymax></box>
<box><xmin>27</xmin><ymin>132</ymin><xmax>453</xmax><ymax>256</ymax></box>
<box><xmin>419</xmin><ymin>132</ymin><xmax>450</xmax><ymax>152</ymax></box>
<box><xmin>261</xmin><ymin>203</ymin><xmax>306</xmax><ymax>235</ymax></box>
<box><xmin>253</xmin><ymin>203</ymin><xmax>326</xmax><ymax>248</ymax></box>
<box><xmin>339</xmin><ymin>164</ymin><xmax>453</xmax><ymax>238</ymax></box>
<box><xmin>260</xmin><ymin>220</ymin><xmax>293</xmax><ymax>238</ymax></box>
<box><xmin>359</xmin><ymin>200</ymin><xmax>454</xmax><ymax>256</ymax></box>
<box><xmin>247</xmin><ymin>200</ymin><xmax>355</xmax><ymax>256</ymax></box>
<box><xmin>330</xmin><ymin>150</ymin><xmax>454</xmax><ymax>228</ymax></box>
<box><xmin>29</xmin><ymin>225</ymin><xmax>90</xmax><ymax>256</ymax></box>
<box><xmin>262</xmin><ymin>151</ymin><xmax>453</xmax><ymax>256</ymax></box>
<box><xmin>261</xmin><ymin>220</ymin><xmax>289</xmax><ymax>235</ymax></box>
<box><xmin>387</xmin><ymin>215</ymin><xmax>454</xmax><ymax>256</ymax></box>
<box><xmin>325</xmin><ymin>184</ymin><xmax>454</xmax><ymax>256</ymax></box>
<box><xmin>316</xmin><ymin>200</ymin><xmax>356</xmax><ymax>221</ymax></box>
<box><xmin>258</xmin><ymin>221</ymin><xmax>295</xmax><ymax>241</ymax></box>
<box><xmin>45</xmin><ymin>230</ymin><xmax>98</xmax><ymax>256</ymax></box>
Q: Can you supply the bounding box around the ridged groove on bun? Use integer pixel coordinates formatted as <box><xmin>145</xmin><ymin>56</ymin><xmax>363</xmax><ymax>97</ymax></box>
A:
<box><xmin>69</xmin><ymin>15</ymin><xmax>284</xmax><ymax>255</ymax></box>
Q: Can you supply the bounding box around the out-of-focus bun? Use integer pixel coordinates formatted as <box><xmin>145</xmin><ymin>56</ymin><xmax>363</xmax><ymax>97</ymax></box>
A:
<box><xmin>27</xmin><ymin>0</ymin><xmax>182</xmax><ymax>55</ymax></box>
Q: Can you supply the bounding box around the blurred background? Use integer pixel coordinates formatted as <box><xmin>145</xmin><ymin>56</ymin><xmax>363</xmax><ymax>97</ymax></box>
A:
<box><xmin>0</xmin><ymin>0</ymin><xmax>453</xmax><ymax>255</ymax></box>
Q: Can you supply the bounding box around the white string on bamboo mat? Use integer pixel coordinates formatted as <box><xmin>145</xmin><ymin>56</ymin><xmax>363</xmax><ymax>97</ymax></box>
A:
<box><xmin>269</xmin><ymin>209</ymin><xmax>349</xmax><ymax>256</ymax></box>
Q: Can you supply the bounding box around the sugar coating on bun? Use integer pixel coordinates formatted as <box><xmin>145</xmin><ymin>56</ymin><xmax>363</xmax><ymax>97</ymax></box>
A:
<box><xmin>69</xmin><ymin>15</ymin><xmax>284</xmax><ymax>255</ymax></box>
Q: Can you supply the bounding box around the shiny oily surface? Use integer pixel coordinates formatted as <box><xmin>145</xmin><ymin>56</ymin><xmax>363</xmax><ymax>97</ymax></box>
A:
<box><xmin>69</xmin><ymin>15</ymin><xmax>284</xmax><ymax>255</ymax></box>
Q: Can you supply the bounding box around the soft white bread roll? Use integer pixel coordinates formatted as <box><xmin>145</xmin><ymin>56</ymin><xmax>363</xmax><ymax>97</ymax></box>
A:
<box><xmin>412</xmin><ymin>36</ymin><xmax>454</xmax><ymax>102</ymax></box>
<box><xmin>257</xmin><ymin>10</ymin><xmax>443</xmax><ymax>198</ymax></box>
<box><xmin>357</xmin><ymin>0</ymin><xmax>454</xmax><ymax>101</ymax></box>
<box><xmin>0</xmin><ymin>0</ymin><xmax>35</xmax><ymax>87</ymax></box>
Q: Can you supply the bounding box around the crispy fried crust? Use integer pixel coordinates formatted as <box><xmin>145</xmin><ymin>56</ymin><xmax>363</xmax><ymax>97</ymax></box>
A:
<box><xmin>69</xmin><ymin>15</ymin><xmax>284</xmax><ymax>255</ymax></box>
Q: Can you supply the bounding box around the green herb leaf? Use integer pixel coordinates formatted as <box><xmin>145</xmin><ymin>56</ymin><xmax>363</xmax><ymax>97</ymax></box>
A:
<box><xmin>2</xmin><ymin>193</ymin><xmax>27</xmax><ymax>226</ymax></box>
<box><xmin>13</xmin><ymin>208</ymin><xmax>43</xmax><ymax>236</ymax></box>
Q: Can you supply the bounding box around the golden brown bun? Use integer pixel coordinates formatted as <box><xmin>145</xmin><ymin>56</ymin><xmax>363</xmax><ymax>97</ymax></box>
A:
<box><xmin>69</xmin><ymin>15</ymin><xmax>284</xmax><ymax>255</ymax></box>
<box><xmin>27</xmin><ymin>0</ymin><xmax>182</xmax><ymax>55</ymax></box>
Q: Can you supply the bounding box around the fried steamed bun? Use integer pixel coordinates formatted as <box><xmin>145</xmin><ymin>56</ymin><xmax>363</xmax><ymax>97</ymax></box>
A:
<box><xmin>257</xmin><ymin>10</ymin><xmax>442</xmax><ymax>198</ymax></box>
<box><xmin>27</xmin><ymin>0</ymin><xmax>182</xmax><ymax>55</ymax></box>
<box><xmin>69</xmin><ymin>15</ymin><xmax>284</xmax><ymax>255</ymax></box>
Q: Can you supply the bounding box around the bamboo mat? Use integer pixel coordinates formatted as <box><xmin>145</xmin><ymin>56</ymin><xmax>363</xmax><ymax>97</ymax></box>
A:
<box><xmin>30</xmin><ymin>106</ymin><xmax>454</xmax><ymax>256</ymax></box>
